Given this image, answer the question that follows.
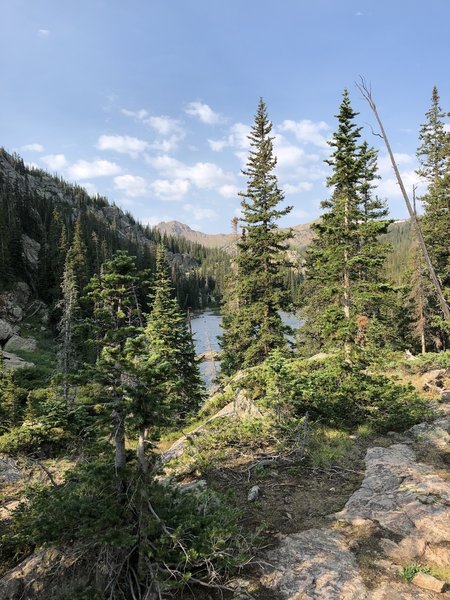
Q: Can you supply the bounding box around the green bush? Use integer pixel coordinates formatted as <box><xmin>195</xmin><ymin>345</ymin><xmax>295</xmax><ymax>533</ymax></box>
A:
<box><xmin>248</xmin><ymin>352</ymin><xmax>431</xmax><ymax>432</ymax></box>
<box><xmin>3</xmin><ymin>460</ymin><xmax>252</xmax><ymax>594</ymax></box>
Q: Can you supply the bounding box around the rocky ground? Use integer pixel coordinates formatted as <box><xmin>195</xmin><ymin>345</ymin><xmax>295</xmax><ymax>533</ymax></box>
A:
<box><xmin>250</xmin><ymin>399</ymin><xmax>450</xmax><ymax>599</ymax></box>
<box><xmin>4</xmin><ymin>379</ymin><xmax>450</xmax><ymax>599</ymax></box>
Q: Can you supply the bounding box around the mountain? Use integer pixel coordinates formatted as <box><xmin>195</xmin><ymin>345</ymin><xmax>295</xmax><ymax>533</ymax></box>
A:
<box><xmin>156</xmin><ymin>218</ymin><xmax>409</xmax><ymax>257</ymax></box>
<box><xmin>156</xmin><ymin>221</ymin><xmax>235</xmax><ymax>249</ymax></box>
<box><xmin>0</xmin><ymin>148</ymin><xmax>230</xmax><ymax>357</ymax></box>
<box><xmin>156</xmin><ymin>220</ymin><xmax>316</xmax><ymax>250</ymax></box>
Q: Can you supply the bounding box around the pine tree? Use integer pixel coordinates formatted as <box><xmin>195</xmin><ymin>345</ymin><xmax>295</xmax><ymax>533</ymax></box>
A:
<box><xmin>416</xmin><ymin>87</ymin><xmax>450</xmax><ymax>348</ymax></box>
<box><xmin>300</xmin><ymin>90</ymin><xmax>392</xmax><ymax>356</ymax></box>
<box><xmin>57</xmin><ymin>249</ymin><xmax>79</xmax><ymax>404</ymax></box>
<box><xmin>220</xmin><ymin>98</ymin><xmax>293</xmax><ymax>375</ymax></box>
<box><xmin>143</xmin><ymin>244</ymin><xmax>204</xmax><ymax>420</ymax></box>
<box><xmin>83</xmin><ymin>251</ymin><xmax>147</xmax><ymax>472</ymax></box>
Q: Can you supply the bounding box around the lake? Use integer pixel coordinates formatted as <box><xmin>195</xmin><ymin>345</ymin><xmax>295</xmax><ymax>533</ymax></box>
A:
<box><xmin>190</xmin><ymin>310</ymin><xmax>301</xmax><ymax>389</ymax></box>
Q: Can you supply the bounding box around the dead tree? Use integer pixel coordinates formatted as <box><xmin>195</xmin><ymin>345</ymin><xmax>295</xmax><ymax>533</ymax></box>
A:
<box><xmin>356</xmin><ymin>78</ymin><xmax>450</xmax><ymax>321</ymax></box>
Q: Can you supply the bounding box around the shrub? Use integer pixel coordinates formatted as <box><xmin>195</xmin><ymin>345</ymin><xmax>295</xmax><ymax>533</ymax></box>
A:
<box><xmin>247</xmin><ymin>352</ymin><xmax>431</xmax><ymax>433</ymax></box>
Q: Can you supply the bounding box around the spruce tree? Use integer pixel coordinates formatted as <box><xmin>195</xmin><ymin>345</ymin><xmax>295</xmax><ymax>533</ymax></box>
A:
<box><xmin>300</xmin><ymin>90</ymin><xmax>392</xmax><ymax>356</ymax></box>
<box><xmin>220</xmin><ymin>98</ymin><xmax>293</xmax><ymax>375</ymax></box>
<box><xmin>143</xmin><ymin>244</ymin><xmax>204</xmax><ymax>420</ymax></box>
<box><xmin>416</xmin><ymin>87</ymin><xmax>450</xmax><ymax>348</ymax></box>
<box><xmin>57</xmin><ymin>249</ymin><xmax>79</xmax><ymax>404</ymax></box>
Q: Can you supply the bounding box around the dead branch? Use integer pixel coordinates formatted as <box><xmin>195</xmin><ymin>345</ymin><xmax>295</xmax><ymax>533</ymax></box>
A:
<box><xmin>356</xmin><ymin>76</ymin><xmax>450</xmax><ymax>321</ymax></box>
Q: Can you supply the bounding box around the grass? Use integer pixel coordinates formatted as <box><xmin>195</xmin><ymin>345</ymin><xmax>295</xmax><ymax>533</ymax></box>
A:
<box><xmin>400</xmin><ymin>562</ymin><xmax>431</xmax><ymax>582</ymax></box>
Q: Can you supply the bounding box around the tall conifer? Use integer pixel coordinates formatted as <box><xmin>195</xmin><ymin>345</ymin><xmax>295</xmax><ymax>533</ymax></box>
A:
<box><xmin>220</xmin><ymin>99</ymin><xmax>293</xmax><ymax>375</ymax></box>
<box><xmin>300</xmin><ymin>91</ymin><xmax>391</xmax><ymax>355</ymax></box>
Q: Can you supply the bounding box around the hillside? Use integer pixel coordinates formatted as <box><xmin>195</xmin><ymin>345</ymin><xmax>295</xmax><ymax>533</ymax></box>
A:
<box><xmin>0</xmin><ymin>148</ymin><xmax>229</xmax><ymax>312</ymax></box>
<box><xmin>156</xmin><ymin>219</ymin><xmax>316</xmax><ymax>250</ymax></box>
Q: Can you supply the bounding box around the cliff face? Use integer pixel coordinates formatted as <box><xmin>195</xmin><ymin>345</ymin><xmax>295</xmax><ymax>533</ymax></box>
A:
<box><xmin>0</xmin><ymin>149</ymin><xmax>201</xmax><ymax>362</ymax></box>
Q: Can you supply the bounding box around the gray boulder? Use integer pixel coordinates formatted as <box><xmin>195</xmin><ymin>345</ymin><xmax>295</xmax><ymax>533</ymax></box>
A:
<box><xmin>21</xmin><ymin>234</ymin><xmax>40</xmax><ymax>269</ymax></box>
<box><xmin>4</xmin><ymin>335</ymin><xmax>37</xmax><ymax>353</ymax></box>
<box><xmin>1</xmin><ymin>351</ymin><xmax>34</xmax><ymax>370</ymax></box>
<box><xmin>0</xmin><ymin>319</ymin><xmax>13</xmax><ymax>344</ymax></box>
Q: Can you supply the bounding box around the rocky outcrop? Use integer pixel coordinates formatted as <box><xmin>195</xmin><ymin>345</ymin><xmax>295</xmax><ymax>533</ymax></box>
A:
<box><xmin>258</xmin><ymin>403</ymin><xmax>450</xmax><ymax>599</ymax></box>
<box><xmin>4</xmin><ymin>335</ymin><xmax>38</xmax><ymax>353</ymax></box>
<box><xmin>0</xmin><ymin>319</ymin><xmax>14</xmax><ymax>345</ymax></box>
<box><xmin>1</xmin><ymin>351</ymin><xmax>34</xmax><ymax>370</ymax></box>
<box><xmin>0</xmin><ymin>458</ymin><xmax>23</xmax><ymax>484</ymax></box>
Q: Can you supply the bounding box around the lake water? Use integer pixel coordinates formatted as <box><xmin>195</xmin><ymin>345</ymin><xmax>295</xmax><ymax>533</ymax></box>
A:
<box><xmin>190</xmin><ymin>310</ymin><xmax>301</xmax><ymax>389</ymax></box>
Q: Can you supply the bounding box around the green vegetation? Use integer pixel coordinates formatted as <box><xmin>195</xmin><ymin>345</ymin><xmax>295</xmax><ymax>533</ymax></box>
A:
<box><xmin>400</xmin><ymin>562</ymin><xmax>432</xmax><ymax>582</ymax></box>
<box><xmin>220</xmin><ymin>98</ymin><xmax>293</xmax><ymax>375</ymax></box>
<box><xmin>2</xmin><ymin>87</ymin><xmax>450</xmax><ymax>598</ymax></box>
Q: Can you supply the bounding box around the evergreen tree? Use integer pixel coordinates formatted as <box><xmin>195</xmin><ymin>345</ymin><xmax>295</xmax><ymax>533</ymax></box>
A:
<box><xmin>416</xmin><ymin>87</ymin><xmax>450</xmax><ymax>348</ymax></box>
<box><xmin>56</xmin><ymin>249</ymin><xmax>79</xmax><ymax>403</ymax></box>
<box><xmin>220</xmin><ymin>98</ymin><xmax>293</xmax><ymax>375</ymax></box>
<box><xmin>144</xmin><ymin>244</ymin><xmax>204</xmax><ymax>420</ymax></box>
<box><xmin>83</xmin><ymin>251</ymin><xmax>147</xmax><ymax>472</ymax></box>
<box><xmin>300</xmin><ymin>90</ymin><xmax>392</xmax><ymax>356</ymax></box>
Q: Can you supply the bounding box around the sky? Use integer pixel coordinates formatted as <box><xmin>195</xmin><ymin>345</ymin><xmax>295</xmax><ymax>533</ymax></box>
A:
<box><xmin>2</xmin><ymin>0</ymin><xmax>450</xmax><ymax>233</ymax></box>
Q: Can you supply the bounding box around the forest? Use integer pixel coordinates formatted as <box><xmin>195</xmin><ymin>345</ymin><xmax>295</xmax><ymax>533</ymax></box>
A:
<box><xmin>1</xmin><ymin>86</ymin><xmax>450</xmax><ymax>599</ymax></box>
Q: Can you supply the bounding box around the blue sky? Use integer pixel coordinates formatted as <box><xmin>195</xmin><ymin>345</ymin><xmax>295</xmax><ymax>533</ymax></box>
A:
<box><xmin>2</xmin><ymin>0</ymin><xmax>450</xmax><ymax>233</ymax></box>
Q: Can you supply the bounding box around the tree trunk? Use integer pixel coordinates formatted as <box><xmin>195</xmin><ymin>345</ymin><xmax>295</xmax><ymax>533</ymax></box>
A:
<box><xmin>137</xmin><ymin>428</ymin><xmax>149</xmax><ymax>474</ymax></box>
<box><xmin>113</xmin><ymin>410</ymin><xmax>126</xmax><ymax>471</ymax></box>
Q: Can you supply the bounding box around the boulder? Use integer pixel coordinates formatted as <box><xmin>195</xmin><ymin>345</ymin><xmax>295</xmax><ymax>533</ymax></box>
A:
<box><xmin>21</xmin><ymin>234</ymin><xmax>40</xmax><ymax>269</ymax></box>
<box><xmin>412</xmin><ymin>572</ymin><xmax>446</xmax><ymax>593</ymax></box>
<box><xmin>260</xmin><ymin>529</ymin><xmax>369</xmax><ymax>599</ymax></box>
<box><xmin>0</xmin><ymin>458</ymin><xmax>23</xmax><ymax>484</ymax></box>
<box><xmin>0</xmin><ymin>319</ymin><xmax>13</xmax><ymax>344</ymax></box>
<box><xmin>4</xmin><ymin>335</ymin><xmax>37</xmax><ymax>353</ymax></box>
<box><xmin>1</xmin><ymin>351</ymin><xmax>34</xmax><ymax>370</ymax></box>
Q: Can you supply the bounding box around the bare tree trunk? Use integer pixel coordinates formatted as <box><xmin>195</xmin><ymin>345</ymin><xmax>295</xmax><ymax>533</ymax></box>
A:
<box><xmin>137</xmin><ymin>428</ymin><xmax>149</xmax><ymax>474</ymax></box>
<box><xmin>357</xmin><ymin>78</ymin><xmax>450</xmax><ymax>321</ymax></box>
<box><xmin>113</xmin><ymin>410</ymin><xmax>126</xmax><ymax>471</ymax></box>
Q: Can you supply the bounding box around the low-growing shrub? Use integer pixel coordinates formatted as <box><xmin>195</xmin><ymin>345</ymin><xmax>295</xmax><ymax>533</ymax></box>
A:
<box><xmin>246</xmin><ymin>352</ymin><xmax>431</xmax><ymax>432</ymax></box>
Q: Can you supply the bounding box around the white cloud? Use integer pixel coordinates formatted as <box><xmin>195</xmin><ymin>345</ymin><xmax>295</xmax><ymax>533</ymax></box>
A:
<box><xmin>41</xmin><ymin>154</ymin><xmax>68</xmax><ymax>171</ymax></box>
<box><xmin>22</xmin><ymin>143</ymin><xmax>44</xmax><ymax>153</ymax></box>
<box><xmin>97</xmin><ymin>135</ymin><xmax>149</xmax><ymax>157</ymax></box>
<box><xmin>121</xmin><ymin>108</ymin><xmax>149</xmax><ymax>120</ymax></box>
<box><xmin>150</xmin><ymin>178</ymin><xmax>190</xmax><ymax>201</ymax></box>
<box><xmin>146</xmin><ymin>115</ymin><xmax>181</xmax><ymax>136</ymax></box>
<box><xmin>274</xmin><ymin>134</ymin><xmax>306</xmax><ymax>170</ymax></box>
<box><xmin>82</xmin><ymin>182</ymin><xmax>98</xmax><ymax>197</ymax></box>
<box><xmin>209</xmin><ymin>122</ymin><xmax>251</xmax><ymax>151</ymax></box>
<box><xmin>149</xmin><ymin>135</ymin><xmax>183</xmax><ymax>153</ymax></box>
<box><xmin>114</xmin><ymin>175</ymin><xmax>148</xmax><ymax>197</ymax></box>
<box><xmin>149</xmin><ymin>154</ymin><xmax>235</xmax><ymax>191</ymax></box>
<box><xmin>67</xmin><ymin>159</ymin><xmax>121</xmax><ymax>179</ymax></box>
<box><xmin>283</xmin><ymin>182</ymin><xmax>313</xmax><ymax>194</ymax></box>
<box><xmin>218</xmin><ymin>184</ymin><xmax>240</xmax><ymax>198</ymax></box>
<box><xmin>38</xmin><ymin>29</ymin><xmax>50</xmax><ymax>37</ymax></box>
<box><xmin>444</xmin><ymin>124</ymin><xmax>450</xmax><ymax>133</ymax></box>
<box><xmin>279</xmin><ymin>119</ymin><xmax>330</xmax><ymax>148</ymax></box>
<box><xmin>377</xmin><ymin>169</ymin><xmax>424</xmax><ymax>199</ymax></box>
<box><xmin>185</xmin><ymin>101</ymin><xmax>221</xmax><ymax>125</ymax></box>
<box><xmin>183</xmin><ymin>203</ymin><xmax>217</xmax><ymax>221</ymax></box>
<box><xmin>377</xmin><ymin>152</ymin><xmax>415</xmax><ymax>175</ymax></box>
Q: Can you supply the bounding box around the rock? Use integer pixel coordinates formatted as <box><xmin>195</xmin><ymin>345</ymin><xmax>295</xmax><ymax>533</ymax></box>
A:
<box><xmin>247</xmin><ymin>485</ymin><xmax>260</xmax><ymax>502</ymax></box>
<box><xmin>421</xmin><ymin>369</ymin><xmax>446</xmax><ymax>391</ymax></box>
<box><xmin>4</xmin><ymin>335</ymin><xmax>37</xmax><ymax>353</ymax></box>
<box><xmin>1</xmin><ymin>351</ymin><xmax>34</xmax><ymax>370</ymax></box>
<box><xmin>260</xmin><ymin>529</ymin><xmax>369</xmax><ymax>599</ymax></box>
<box><xmin>21</xmin><ymin>234</ymin><xmax>40</xmax><ymax>269</ymax></box>
<box><xmin>0</xmin><ymin>319</ymin><xmax>13</xmax><ymax>344</ymax></box>
<box><xmin>370</xmin><ymin>581</ymin><xmax>435</xmax><ymax>599</ymax></box>
<box><xmin>425</xmin><ymin>542</ymin><xmax>450</xmax><ymax>567</ymax></box>
<box><xmin>179</xmin><ymin>479</ymin><xmax>207</xmax><ymax>493</ymax></box>
<box><xmin>0</xmin><ymin>458</ymin><xmax>23</xmax><ymax>484</ymax></box>
<box><xmin>412</xmin><ymin>572</ymin><xmax>446</xmax><ymax>593</ymax></box>
<box><xmin>441</xmin><ymin>389</ymin><xmax>450</xmax><ymax>403</ymax></box>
